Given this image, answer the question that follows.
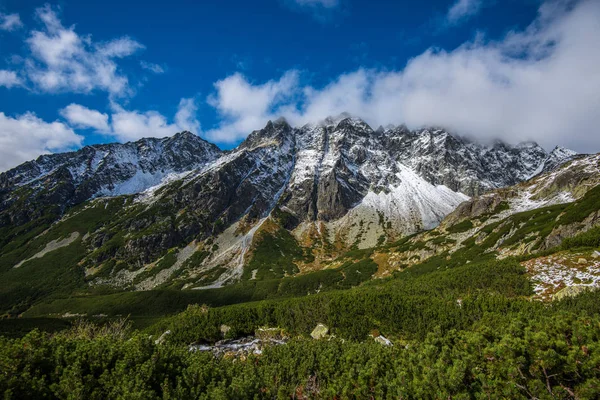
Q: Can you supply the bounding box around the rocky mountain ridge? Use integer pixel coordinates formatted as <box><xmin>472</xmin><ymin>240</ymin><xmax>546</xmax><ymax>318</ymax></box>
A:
<box><xmin>368</xmin><ymin>152</ymin><xmax>600</xmax><ymax>279</ymax></box>
<box><xmin>1</xmin><ymin>116</ymin><xmax>576</xmax><ymax>223</ymax></box>
<box><xmin>0</xmin><ymin>132</ymin><xmax>221</xmax><ymax>226</ymax></box>
<box><xmin>0</xmin><ymin>115</ymin><xmax>582</xmax><ymax>295</ymax></box>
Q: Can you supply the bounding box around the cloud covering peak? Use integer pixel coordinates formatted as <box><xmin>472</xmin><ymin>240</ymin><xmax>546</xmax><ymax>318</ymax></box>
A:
<box><xmin>205</xmin><ymin>0</ymin><xmax>600</xmax><ymax>152</ymax></box>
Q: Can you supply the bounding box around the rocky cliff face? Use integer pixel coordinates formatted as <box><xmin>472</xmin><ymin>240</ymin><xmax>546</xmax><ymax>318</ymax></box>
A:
<box><xmin>0</xmin><ymin>131</ymin><xmax>221</xmax><ymax>226</ymax></box>
<box><xmin>1</xmin><ymin>116</ymin><xmax>575</xmax><ymax>230</ymax></box>
<box><xmin>0</xmin><ymin>115</ymin><xmax>580</xmax><ymax>291</ymax></box>
<box><xmin>384</xmin><ymin>130</ymin><xmax>549</xmax><ymax>196</ymax></box>
<box><xmin>442</xmin><ymin>153</ymin><xmax>600</xmax><ymax>226</ymax></box>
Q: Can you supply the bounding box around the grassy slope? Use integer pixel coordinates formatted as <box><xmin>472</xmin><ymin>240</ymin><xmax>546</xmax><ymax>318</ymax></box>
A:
<box><xmin>0</xmin><ymin>197</ymin><xmax>137</xmax><ymax>316</ymax></box>
<box><xmin>1</xmin><ymin>189</ymin><xmax>600</xmax><ymax>399</ymax></box>
<box><xmin>2</xmin><ymin>182</ymin><xmax>600</xmax><ymax>335</ymax></box>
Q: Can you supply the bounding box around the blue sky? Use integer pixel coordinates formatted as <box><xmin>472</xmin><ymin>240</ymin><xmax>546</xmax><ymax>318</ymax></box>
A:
<box><xmin>0</xmin><ymin>0</ymin><xmax>599</xmax><ymax>171</ymax></box>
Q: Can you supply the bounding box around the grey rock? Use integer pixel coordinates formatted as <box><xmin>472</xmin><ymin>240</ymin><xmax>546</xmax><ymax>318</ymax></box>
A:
<box><xmin>311</xmin><ymin>323</ymin><xmax>329</xmax><ymax>339</ymax></box>
<box><xmin>220</xmin><ymin>324</ymin><xmax>232</xmax><ymax>336</ymax></box>
<box><xmin>374</xmin><ymin>335</ymin><xmax>393</xmax><ymax>346</ymax></box>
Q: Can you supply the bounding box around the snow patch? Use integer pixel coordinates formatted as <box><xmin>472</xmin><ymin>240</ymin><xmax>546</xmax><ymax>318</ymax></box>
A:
<box><xmin>328</xmin><ymin>164</ymin><xmax>469</xmax><ymax>248</ymax></box>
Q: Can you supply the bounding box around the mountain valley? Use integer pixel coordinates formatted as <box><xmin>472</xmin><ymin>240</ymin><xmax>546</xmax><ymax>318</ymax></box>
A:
<box><xmin>2</xmin><ymin>117</ymin><xmax>600</xmax><ymax>399</ymax></box>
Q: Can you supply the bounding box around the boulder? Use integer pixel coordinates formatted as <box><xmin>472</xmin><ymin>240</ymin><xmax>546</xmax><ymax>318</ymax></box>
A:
<box><xmin>311</xmin><ymin>323</ymin><xmax>329</xmax><ymax>340</ymax></box>
<box><xmin>154</xmin><ymin>330</ymin><xmax>171</xmax><ymax>345</ymax></box>
<box><xmin>256</xmin><ymin>326</ymin><xmax>287</xmax><ymax>340</ymax></box>
<box><xmin>374</xmin><ymin>335</ymin><xmax>393</xmax><ymax>346</ymax></box>
<box><xmin>220</xmin><ymin>324</ymin><xmax>232</xmax><ymax>336</ymax></box>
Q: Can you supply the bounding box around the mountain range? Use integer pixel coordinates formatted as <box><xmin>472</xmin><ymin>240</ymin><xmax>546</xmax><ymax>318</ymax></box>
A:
<box><xmin>0</xmin><ymin>114</ymin><xmax>590</xmax><ymax>314</ymax></box>
<box><xmin>0</xmin><ymin>115</ymin><xmax>576</xmax><ymax>233</ymax></box>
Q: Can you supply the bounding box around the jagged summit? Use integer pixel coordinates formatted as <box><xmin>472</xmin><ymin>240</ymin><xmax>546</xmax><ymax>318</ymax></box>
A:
<box><xmin>321</xmin><ymin>112</ymin><xmax>355</xmax><ymax>126</ymax></box>
<box><xmin>0</xmin><ymin>114</ymin><xmax>588</xmax><ymax>291</ymax></box>
<box><xmin>239</xmin><ymin>118</ymin><xmax>294</xmax><ymax>151</ymax></box>
<box><xmin>539</xmin><ymin>145</ymin><xmax>578</xmax><ymax>174</ymax></box>
<box><xmin>169</xmin><ymin>130</ymin><xmax>197</xmax><ymax>140</ymax></box>
<box><xmin>272</xmin><ymin>116</ymin><xmax>289</xmax><ymax>126</ymax></box>
<box><xmin>516</xmin><ymin>140</ymin><xmax>541</xmax><ymax>149</ymax></box>
<box><xmin>0</xmin><ymin>115</ymin><xmax>578</xmax><ymax>240</ymax></box>
<box><xmin>550</xmin><ymin>145</ymin><xmax>578</xmax><ymax>158</ymax></box>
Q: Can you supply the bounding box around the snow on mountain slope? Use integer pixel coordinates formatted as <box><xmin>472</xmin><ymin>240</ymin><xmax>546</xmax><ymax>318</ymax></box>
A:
<box><xmin>495</xmin><ymin>152</ymin><xmax>598</xmax><ymax>217</ymax></box>
<box><xmin>365</xmin><ymin>165</ymin><xmax>470</xmax><ymax>230</ymax></box>
<box><xmin>0</xmin><ymin>132</ymin><xmax>222</xmax><ymax>226</ymax></box>
<box><xmin>2</xmin><ymin>115</ymin><xmax>585</xmax><ymax>290</ymax></box>
<box><xmin>320</xmin><ymin>164</ymin><xmax>469</xmax><ymax>249</ymax></box>
<box><xmin>539</xmin><ymin>146</ymin><xmax>579</xmax><ymax>174</ymax></box>
<box><xmin>443</xmin><ymin>153</ymin><xmax>600</xmax><ymax>228</ymax></box>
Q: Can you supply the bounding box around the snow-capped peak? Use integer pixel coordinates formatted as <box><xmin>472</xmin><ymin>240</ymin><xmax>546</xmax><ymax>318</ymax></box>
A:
<box><xmin>549</xmin><ymin>146</ymin><xmax>578</xmax><ymax>159</ymax></box>
<box><xmin>1</xmin><ymin>116</ymin><xmax>573</xmax><ymax>245</ymax></box>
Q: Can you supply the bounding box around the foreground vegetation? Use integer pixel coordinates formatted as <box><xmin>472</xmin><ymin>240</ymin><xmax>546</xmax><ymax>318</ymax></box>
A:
<box><xmin>2</xmin><ymin>310</ymin><xmax>600</xmax><ymax>399</ymax></box>
<box><xmin>2</xmin><ymin>169</ymin><xmax>600</xmax><ymax>397</ymax></box>
<box><xmin>2</xmin><ymin>257</ymin><xmax>600</xmax><ymax>399</ymax></box>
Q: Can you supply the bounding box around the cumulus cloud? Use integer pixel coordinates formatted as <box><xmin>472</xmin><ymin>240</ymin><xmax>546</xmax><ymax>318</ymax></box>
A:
<box><xmin>22</xmin><ymin>5</ymin><xmax>143</xmax><ymax>97</ymax></box>
<box><xmin>446</xmin><ymin>0</ymin><xmax>483</xmax><ymax>25</ymax></box>
<box><xmin>110</xmin><ymin>98</ymin><xmax>200</xmax><ymax>142</ymax></box>
<box><xmin>0</xmin><ymin>112</ymin><xmax>82</xmax><ymax>171</ymax></box>
<box><xmin>205</xmin><ymin>71</ymin><xmax>299</xmax><ymax>142</ymax></box>
<box><xmin>207</xmin><ymin>0</ymin><xmax>600</xmax><ymax>153</ymax></box>
<box><xmin>60</xmin><ymin>104</ymin><xmax>110</xmax><ymax>132</ymax></box>
<box><xmin>0</xmin><ymin>70</ymin><xmax>22</xmax><ymax>88</ymax></box>
<box><xmin>59</xmin><ymin>98</ymin><xmax>200</xmax><ymax>143</ymax></box>
<box><xmin>0</xmin><ymin>12</ymin><xmax>22</xmax><ymax>31</ymax></box>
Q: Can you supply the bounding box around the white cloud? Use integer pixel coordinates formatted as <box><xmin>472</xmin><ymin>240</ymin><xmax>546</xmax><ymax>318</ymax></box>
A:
<box><xmin>110</xmin><ymin>98</ymin><xmax>200</xmax><ymax>142</ymax></box>
<box><xmin>110</xmin><ymin>109</ymin><xmax>177</xmax><ymax>142</ymax></box>
<box><xmin>60</xmin><ymin>104</ymin><xmax>110</xmax><ymax>132</ymax></box>
<box><xmin>0</xmin><ymin>112</ymin><xmax>82</xmax><ymax>171</ymax></box>
<box><xmin>0</xmin><ymin>12</ymin><xmax>22</xmax><ymax>31</ymax></box>
<box><xmin>23</xmin><ymin>5</ymin><xmax>143</xmax><ymax>97</ymax></box>
<box><xmin>140</xmin><ymin>61</ymin><xmax>165</xmax><ymax>74</ymax></box>
<box><xmin>96</xmin><ymin>37</ymin><xmax>145</xmax><ymax>58</ymax></box>
<box><xmin>205</xmin><ymin>71</ymin><xmax>299</xmax><ymax>142</ymax></box>
<box><xmin>206</xmin><ymin>0</ymin><xmax>600</xmax><ymax>153</ymax></box>
<box><xmin>446</xmin><ymin>0</ymin><xmax>483</xmax><ymax>25</ymax></box>
<box><xmin>59</xmin><ymin>98</ymin><xmax>200</xmax><ymax>143</ymax></box>
<box><xmin>174</xmin><ymin>98</ymin><xmax>201</xmax><ymax>134</ymax></box>
<box><xmin>0</xmin><ymin>70</ymin><xmax>22</xmax><ymax>88</ymax></box>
